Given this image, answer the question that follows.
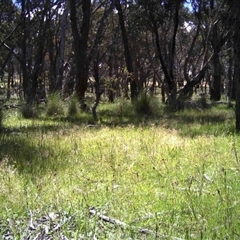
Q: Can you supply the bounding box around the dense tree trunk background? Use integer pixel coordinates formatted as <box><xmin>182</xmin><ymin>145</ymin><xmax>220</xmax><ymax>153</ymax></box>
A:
<box><xmin>1</xmin><ymin>0</ymin><xmax>240</xmax><ymax>130</ymax></box>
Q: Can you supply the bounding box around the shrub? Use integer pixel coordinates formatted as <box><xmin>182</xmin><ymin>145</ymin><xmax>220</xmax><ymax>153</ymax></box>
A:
<box><xmin>46</xmin><ymin>93</ymin><xmax>65</xmax><ymax>117</ymax></box>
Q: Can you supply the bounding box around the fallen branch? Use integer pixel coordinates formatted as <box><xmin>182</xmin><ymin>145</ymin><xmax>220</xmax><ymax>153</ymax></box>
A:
<box><xmin>89</xmin><ymin>207</ymin><xmax>127</xmax><ymax>227</ymax></box>
<box><xmin>89</xmin><ymin>207</ymin><xmax>184</xmax><ymax>239</ymax></box>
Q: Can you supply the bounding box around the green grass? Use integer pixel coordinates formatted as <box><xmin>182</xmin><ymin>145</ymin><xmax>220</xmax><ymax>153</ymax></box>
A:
<box><xmin>0</xmin><ymin>100</ymin><xmax>240</xmax><ymax>239</ymax></box>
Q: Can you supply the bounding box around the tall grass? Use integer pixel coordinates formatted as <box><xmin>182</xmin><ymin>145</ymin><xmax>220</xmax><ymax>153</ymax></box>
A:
<box><xmin>67</xmin><ymin>94</ymin><xmax>79</xmax><ymax>117</ymax></box>
<box><xmin>133</xmin><ymin>91</ymin><xmax>161</xmax><ymax>117</ymax></box>
<box><xmin>20</xmin><ymin>103</ymin><xmax>39</xmax><ymax>119</ymax></box>
<box><xmin>0</xmin><ymin>102</ymin><xmax>239</xmax><ymax>238</ymax></box>
<box><xmin>46</xmin><ymin>92</ymin><xmax>65</xmax><ymax>117</ymax></box>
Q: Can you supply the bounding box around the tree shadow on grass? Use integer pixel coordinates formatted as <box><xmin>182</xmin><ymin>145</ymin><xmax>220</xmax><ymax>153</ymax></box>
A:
<box><xmin>2</xmin><ymin>102</ymin><xmax>237</xmax><ymax>142</ymax></box>
<box><xmin>93</xmin><ymin>103</ymin><xmax>236</xmax><ymax>137</ymax></box>
<box><xmin>2</xmin><ymin>111</ymin><xmax>95</xmax><ymax>135</ymax></box>
<box><xmin>160</xmin><ymin>105</ymin><xmax>236</xmax><ymax>137</ymax></box>
<box><xmin>0</xmin><ymin>133</ymin><xmax>68</xmax><ymax>181</ymax></box>
<box><xmin>6</xmin><ymin>123</ymin><xmax>63</xmax><ymax>135</ymax></box>
<box><xmin>64</xmin><ymin>104</ymin><xmax>236</xmax><ymax>137</ymax></box>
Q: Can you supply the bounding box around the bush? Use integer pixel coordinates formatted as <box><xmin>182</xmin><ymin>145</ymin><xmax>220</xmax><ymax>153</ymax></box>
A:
<box><xmin>46</xmin><ymin>93</ymin><xmax>65</xmax><ymax>117</ymax></box>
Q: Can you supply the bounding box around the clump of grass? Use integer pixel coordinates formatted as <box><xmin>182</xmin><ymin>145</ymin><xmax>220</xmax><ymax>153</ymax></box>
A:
<box><xmin>197</xmin><ymin>94</ymin><xmax>209</xmax><ymax>108</ymax></box>
<box><xmin>98</xmin><ymin>97</ymin><xmax>134</xmax><ymax>124</ymax></box>
<box><xmin>20</xmin><ymin>104</ymin><xmax>38</xmax><ymax>119</ymax></box>
<box><xmin>67</xmin><ymin>94</ymin><xmax>79</xmax><ymax>116</ymax></box>
<box><xmin>134</xmin><ymin>91</ymin><xmax>152</xmax><ymax>115</ymax></box>
<box><xmin>133</xmin><ymin>91</ymin><xmax>160</xmax><ymax>116</ymax></box>
<box><xmin>115</xmin><ymin>97</ymin><xmax>133</xmax><ymax>118</ymax></box>
<box><xmin>46</xmin><ymin>93</ymin><xmax>65</xmax><ymax>117</ymax></box>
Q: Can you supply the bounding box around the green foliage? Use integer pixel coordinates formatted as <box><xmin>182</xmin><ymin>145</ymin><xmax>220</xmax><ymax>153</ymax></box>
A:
<box><xmin>46</xmin><ymin>93</ymin><xmax>65</xmax><ymax>117</ymax></box>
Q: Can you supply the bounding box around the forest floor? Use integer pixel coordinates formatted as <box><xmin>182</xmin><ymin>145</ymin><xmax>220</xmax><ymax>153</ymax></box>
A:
<box><xmin>0</xmin><ymin>95</ymin><xmax>240</xmax><ymax>239</ymax></box>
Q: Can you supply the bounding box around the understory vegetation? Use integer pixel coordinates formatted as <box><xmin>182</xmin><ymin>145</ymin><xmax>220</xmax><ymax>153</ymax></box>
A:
<box><xmin>0</xmin><ymin>96</ymin><xmax>239</xmax><ymax>239</ymax></box>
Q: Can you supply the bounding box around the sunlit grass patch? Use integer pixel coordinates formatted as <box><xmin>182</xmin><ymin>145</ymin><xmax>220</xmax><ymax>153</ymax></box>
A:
<box><xmin>0</xmin><ymin>103</ymin><xmax>240</xmax><ymax>238</ymax></box>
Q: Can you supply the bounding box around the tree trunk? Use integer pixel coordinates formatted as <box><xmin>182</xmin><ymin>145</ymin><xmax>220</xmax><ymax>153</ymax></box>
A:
<box><xmin>108</xmin><ymin>45</ymin><xmax>115</xmax><ymax>102</ymax></box>
<box><xmin>48</xmin><ymin>29</ymin><xmax>56</xmax><ymax>93</ymax></box>
<box><xmin>210</xmin><ymin>21</ymin><xmax>221</xmax><ymax>101</ymax></box>
<box><xmin>115</xmin><ymin>0</ymin><xmax>138</xmax><ymax>101</ymax></box>
<box><xmin>227</xmin><ymin>45</ymin><xmax>235</xmax><ymax>101</ymax></box>
<box><xmin>234</xmin><ymin>28</ymin><xmax>240</xmax><ymax>131</ymax></box>
<box><xmin>56</xmin><ymin>0</ymin><xmax>69</xmax><ymax>92</ymax></box>
<box><xmin>148</xmin><ymin>1</ymin><xmax>180</xmax><ymax>105</ymax></box>
<box><xmin>227</xmin><ymin>0</ymin><xmax>240</xmax><ymax>131</ymax></box>
<box><xmin>177</xmin><ymin>62</ymin><xmax>210</xmax><ymax>100</ymax></box>
<box><xmin>20</xmin><ymin>0</ymin><xmax>29</xmax><ymax>101</ymax></box>
<box><xmin>7</xmin><ymin>65</ymin><xmax>11</xmax><ymax>99</ymax></box>
<box><xmin>69</xmin><ymin>0</ymin><xmax>91</xmax><ymax>108</ymax></box>
<box><xmin>92</xmin><ymin>57</ymin><xmax>100</xmax><ymax>120</ymax></box>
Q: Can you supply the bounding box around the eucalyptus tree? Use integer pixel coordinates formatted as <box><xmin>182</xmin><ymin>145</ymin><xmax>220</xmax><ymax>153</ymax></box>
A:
<box><xmin>89</xmin><ymin>1</ymin><xmax>116</xmax><ymax>118</ymax></box>
<box><xmin>201</xmin><ymin>0</ymin><xmax>232</xmax><ymax>101</ymax></box>
<box><xmin>2</xmin><ymin>0</ymin><xmax>67</xmax><ymax>104</ymax></box>
<box><xmin>0</xmin><ymin>0</ymin><xmax>20</xmax><ymax>98</ymax></box>
<box><xmin>114</xmin><ymin>0</ymin><xmax>139</xmax><ymax>101</ymax></box>
<box><xmin>225</xmin><ymin>1</ymin><xmax>240</xmax><ymax>131</ymax></box>
<box><xmin>69</xmin><ymin>0</ymin><xmax>114</xmax><ymax>109</ymax></box>
<box><xmin>47</xmin><ymin>0</ymin><xmax>69</xmax><ymax>93</ymax></box>
<box><xmin>104</xmin><ymin>11</ymin><xmax>124</xmax><ymax>102</ymax></box>
<box><xmin>69</xmin><ymin>0</ymin><xmax>91</xmax><ymax>108</ymax></box>
<box><xmin>176</xmin><ymin>0</ymin><xmax>212</xmax><ymax>99</ymax></box>
<box><xmin>226</xmin><ymin>38</ymin><xmax>234</xmax><ymax>101</ymax></box>
<box><xmin>136</xmin><ymin>0</ymin><xmax>186</xmax><ymax>107</ymax></box>
<box><xmin>125</xmin><ymin>2</ymin><xmax>158</xmax><ymax>94</ymax></box>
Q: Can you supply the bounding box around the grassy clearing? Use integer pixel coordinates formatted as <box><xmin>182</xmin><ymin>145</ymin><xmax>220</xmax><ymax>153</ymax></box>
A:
<box><xmin>0</xmin><ymin>100</ymin><xmax>240</xmax><ymax>239</ymax></box>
